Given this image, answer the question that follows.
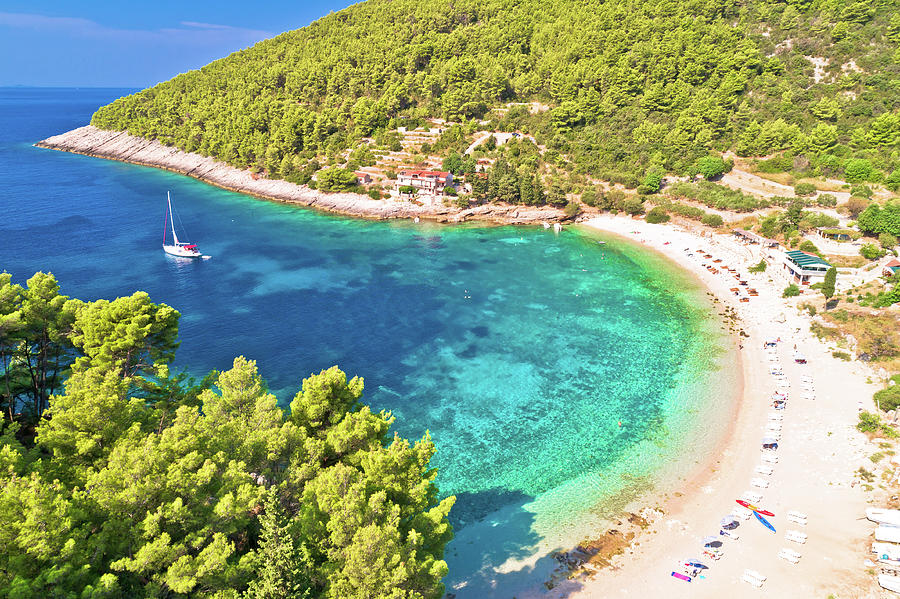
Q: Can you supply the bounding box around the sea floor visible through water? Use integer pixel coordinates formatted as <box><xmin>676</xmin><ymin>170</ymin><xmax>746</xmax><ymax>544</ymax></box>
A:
<box><xmin>0</xmin><ymin>88</ymin><xmax>738</xmax><ymax>596</ymax></box>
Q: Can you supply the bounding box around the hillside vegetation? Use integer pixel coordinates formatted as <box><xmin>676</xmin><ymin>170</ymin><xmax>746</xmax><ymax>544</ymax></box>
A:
<box><xmin>0</xmin><ymin>272</ymin><xmax>453</xmax><ymax>598</ymax></box>
<box><xmin>91</xmin><ymin>0</ymin><xmax>899</xmax><ymax>189</ymax></box>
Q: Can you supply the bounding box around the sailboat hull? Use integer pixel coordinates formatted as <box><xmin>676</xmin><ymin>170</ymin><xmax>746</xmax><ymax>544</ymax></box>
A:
<box><xmin>163</xmin><ymin>244</ymin><xmax>202</xmax><ymax>258</ymax></box>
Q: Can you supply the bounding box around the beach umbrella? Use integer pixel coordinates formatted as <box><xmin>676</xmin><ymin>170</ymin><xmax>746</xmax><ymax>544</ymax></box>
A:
<box><xmin>761</xmin><ymin>437</ymin><xmax>777</xmax><ymax>444</ymax></box>
<box><xmin>702</xmin><ymin>537</ymin><xmax>723</xmax><ymax>548</ymax></box>
<box><xmin>685</xmin><ymin>560</ymin><xmax>709</xmax><ymax>569</ymax></box>
<box><xmin>720</xmin><ymin>517</ymin><xmax>739</xmax><ymax>529</ymax></box>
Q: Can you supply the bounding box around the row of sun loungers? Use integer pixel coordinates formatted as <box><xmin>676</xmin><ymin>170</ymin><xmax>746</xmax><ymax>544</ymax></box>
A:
<box><xmin>740</xmin><ymin>340</ymin><xmax>808</xmax><ymax>588</ymax></box>
<box><xmin>786</xmin><ymin>529</ymin><xmax>808</xmax><ymax>544</ymax></box>
<box><xmin>685</xmin><ymin>246</ymin><xmax>756</xmax><ymax>300</ymax></box>
<box><xmin>667</xmin><ymin>271</ymin><xmax>811</xmax><ymax>590</ymax></box>
<box><xmin>779</xmin><ymin>548</ymin><xmax>803</xmax><ymax>564</ymax></box>
<box><xmin>741</xmin><ymin>569</ymin><xmax>766</xmax><ymax>587</ymax></box>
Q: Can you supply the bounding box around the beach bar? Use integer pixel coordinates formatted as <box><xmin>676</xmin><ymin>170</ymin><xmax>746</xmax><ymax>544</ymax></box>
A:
<box><xmin>783</xmin><ymin>250</ymin><xmax>832</xmax><ymax>285</ymax></box>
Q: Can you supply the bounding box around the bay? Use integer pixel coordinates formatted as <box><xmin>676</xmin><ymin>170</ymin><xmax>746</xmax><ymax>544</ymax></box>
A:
<box><xmin>0</xmin><ymin>87</ymin><xmax>734</xmax><ymax>596</ymax></box>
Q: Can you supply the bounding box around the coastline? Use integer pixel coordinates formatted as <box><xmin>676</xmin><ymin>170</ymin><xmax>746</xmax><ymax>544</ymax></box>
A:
<box><xmin>32</xmin><ymin>123</ymin><xmax>885</xmax><ymax>597</ymax></box>
<box><xmin>35</xmin><ymin>125</ymin><xmax>566</xmax><ymax>226</ymax></box>
<box><xmin>549</xmin><ymin>214</ymin><xmax>881</xmax><ymax>599</ymax></box>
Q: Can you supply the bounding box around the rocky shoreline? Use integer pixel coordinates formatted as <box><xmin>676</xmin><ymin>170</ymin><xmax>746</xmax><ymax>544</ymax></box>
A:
<box><xmin>36</xmin><ymin>126</ymin><xmax>565</xmax><ymax>225</ymax></box>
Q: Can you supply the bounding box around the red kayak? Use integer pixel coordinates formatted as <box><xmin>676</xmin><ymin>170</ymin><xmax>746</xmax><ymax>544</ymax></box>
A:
<box><xmin>736</xmin><ymin>499</ymin><xmax>774</xmax><ymax>517</ymax></box>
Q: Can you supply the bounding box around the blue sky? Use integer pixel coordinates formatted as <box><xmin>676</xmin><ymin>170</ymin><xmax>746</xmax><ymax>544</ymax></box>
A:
<box><xmin>0</xmin><ymin>1</ymin><xmax>358</xmax><ymax>87</ymax></box>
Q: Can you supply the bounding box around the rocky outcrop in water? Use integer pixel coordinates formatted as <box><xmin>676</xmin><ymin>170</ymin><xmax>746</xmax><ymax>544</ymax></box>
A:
<box><xmin>37</xmin><ymin>126</ymin><xmax>565</xmax><ymax>225</ymax></box>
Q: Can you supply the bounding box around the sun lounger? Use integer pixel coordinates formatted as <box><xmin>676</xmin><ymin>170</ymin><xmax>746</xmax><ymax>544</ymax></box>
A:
<box><xmin>781</xmin><ymin>547</ymin><xmax>802</xmax><ymax>560</ymax></box>
<box><xmin>768</xmin><ymin>414</ymin><xmax>783</xmax><ymax>421</ymax></box>
<box><xmin>765</xmin><ymin>422</ymin><xmax>782</xmax><ymax>430</ymax></box>
<box><xmin>744</xmin><ymin>569</ymin><xmax>767</xmax><ymax>582</ymax></box>
<box><xmin>787</xmin><ymin>510</ymin><xmax>808</xmax><ymax>520</ymax></box>
<box><xmin>786</xmin><ymin>512</ymin><xmax>806</xmax><ymax>526</ymax></box>
<box><xmin>785</xmin><ymin>530</ymin><xmax>808</xmax><ymax>544</ymax></box>
<box><xmin>778</xmin><ymin>549</ymin><xmax>800</xmax><ymax>564</ymax></box>
<box><xmin>741</xmin><ymin>573</ymin><xmax>763</xmax><ymax>588</ymax></box>
<box><xmin>755</xmin><ymin>465</ymin><xmax>774</xmax><ymax>475</ymax></box>
<box><xmin>760</xmin><ymin>454</ymin><xmax>779</xmax><ymax>464</ymax></box>
<box><xmin>720</xmin><ymin>529</ymin><xmax>739</xmax><ymax>540</ymax></box>
<box><xmin>741</xmin><ymin>491</ymin><xmax>763</xmax><ymax>503</ymax></box>
<box><xmin>751</xmin><ymin>477</ymin><xmax>770</xmax><ymax>489</ymax></box>
<box><xmin>732</xmin><ymin>506</ymin><xmax>753</xmax><ymax>520</ymax></box>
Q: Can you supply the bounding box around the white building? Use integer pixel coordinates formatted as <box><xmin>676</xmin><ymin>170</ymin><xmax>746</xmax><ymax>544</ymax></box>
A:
<box><xmin>397</xmin><ymin>170</ymin><xmax>453</xmax><ymax>194</ymax></box>
<box><xmin>783</xmin><ymin>250</ymin><xmax>832</xmax><ymax>285</ymax></box>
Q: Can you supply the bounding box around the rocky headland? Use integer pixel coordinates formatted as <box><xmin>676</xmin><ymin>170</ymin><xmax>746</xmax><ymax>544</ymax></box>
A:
<box><xmin>36</xmin><ymin>126</ymin><xmax>565</xmax><ymax>225</ymax></box>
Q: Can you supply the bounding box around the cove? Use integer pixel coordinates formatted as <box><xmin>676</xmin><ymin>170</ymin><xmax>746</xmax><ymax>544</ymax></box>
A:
<box><xmin>1</xmin><ymin>88</ymin><xmax>735</xmax><ymax>595</ymax></box>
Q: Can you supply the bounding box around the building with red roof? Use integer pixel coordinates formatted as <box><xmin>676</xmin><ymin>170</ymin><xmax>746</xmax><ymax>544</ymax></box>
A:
<box><xmin>397</xmin><ymin>170</ymin><xmax>453</xmax><ymax>194</ymax></box>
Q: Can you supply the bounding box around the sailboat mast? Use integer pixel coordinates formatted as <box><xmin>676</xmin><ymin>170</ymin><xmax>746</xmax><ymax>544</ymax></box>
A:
<box><xmin>167</xmin><ymin>192</ymin><xmax>180</xmax><ymax>245</ymax></box>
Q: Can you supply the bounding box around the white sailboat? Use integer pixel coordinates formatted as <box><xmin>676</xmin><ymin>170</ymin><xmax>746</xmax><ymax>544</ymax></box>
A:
<box><xmin>162</xmin><ymin>192</ymin><xmax>207</xmax><ymax>259</ymax></box>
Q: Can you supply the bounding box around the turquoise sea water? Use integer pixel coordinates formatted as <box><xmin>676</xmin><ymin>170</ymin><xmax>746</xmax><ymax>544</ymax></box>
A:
<box><xmin>0</xmin><ymin>88</ymin><xmax>735</xmax><ymax>595</ymax></box>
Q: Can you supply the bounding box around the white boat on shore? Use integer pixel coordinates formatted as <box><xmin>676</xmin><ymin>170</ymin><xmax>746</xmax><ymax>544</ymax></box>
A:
<box><xmin>869</xmin><ymin>508</ymin><xmax>900</xmax><ymax>527</ymax></box>
<box><xmin>876</xmin><ymin>526</ymin><xmax>900</xmax><ymax>543</ymax></box>
<box><xmin>162</xmin><ymin>192</ymin><xmax>208</xmax><ymax>259</ymax></box>
<box><xmin>879</xmin><ymin>573</ymin><xmax>900</xmax><ymax>593</ymax></box>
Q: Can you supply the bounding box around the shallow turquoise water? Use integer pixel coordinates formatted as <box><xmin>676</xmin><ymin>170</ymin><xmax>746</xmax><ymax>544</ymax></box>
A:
<box><xmin>0</xmin><ymin>88</ymin><xmax>734</xmax><ymax>595</ymax></box>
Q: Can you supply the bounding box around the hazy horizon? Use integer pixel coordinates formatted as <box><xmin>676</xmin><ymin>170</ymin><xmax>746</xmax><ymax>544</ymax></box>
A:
<box><xmin>0</xmin><ymin>1</ymin><xmax>357</xmax><ymax>87</ymax></box>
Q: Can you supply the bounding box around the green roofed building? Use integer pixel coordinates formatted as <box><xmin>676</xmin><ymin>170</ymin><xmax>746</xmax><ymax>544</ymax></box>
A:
<box><xmin>783</xmin><ymin>250</ymin><xmax>831</xmax><ymax>285</ymax></box>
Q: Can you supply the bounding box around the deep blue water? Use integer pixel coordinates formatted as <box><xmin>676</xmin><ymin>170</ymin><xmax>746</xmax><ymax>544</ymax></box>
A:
<box><xmin>0</xmin><ymin>88</ymin><xmax>732</xmax><ymax>596</ymax></box>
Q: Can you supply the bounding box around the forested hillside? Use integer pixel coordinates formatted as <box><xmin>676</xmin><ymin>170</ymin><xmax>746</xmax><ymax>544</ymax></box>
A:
<box><xmin>0</xmin><ymin>272</ymin><xmax>454</xmax><ymax>598</ymax></box>
<box><xmin>91</xmin><ymin>0</ymin><xmax>899</xmax><ymax>188</ymax></box>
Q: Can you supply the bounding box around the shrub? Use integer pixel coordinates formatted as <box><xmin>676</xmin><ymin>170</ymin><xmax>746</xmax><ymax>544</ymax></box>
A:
<box><xmin>798</xmin><ymin>240</ymin><xmax>821</xmax><ymax>255</ymax></box>
<box><xmin>844</xmin><ymin>197</ymin><xmax>869</xmax><ymax>217</ymax></box>
<box><xmin>880</xmin><ymin>233</ymin><xmax>898</xmax><ymax>249</ymax></box>
<box><xmin>857</xmin><ymin>412</ymin><xmax>898</xmax><ymax>438</ymax></box>
<box><xmin>817</xmin><ymin>193</ymin><xmax>838</xmax><ymax>207</ymax></box>
<box><xmin>783</xmin><ymin>284</ymin><xmax>801</xmax><ymax>297</ymax></box>
<box><xmin>701</xmin><ymin>213</ymin><xmax>724</xmax><ymax>227</ymax></box>
<box><xmin>667</xmin><ymin>181</ymin><xmax>763</xmax><ymax>212</ymax></box>
<box><xmin>367</xmin><ymin>188</ymin><xmax>382</xmax><ymax>200</ymax></box>
<box><xmin>622</xmin><ymin>197</ymin><xmax>646</xmax><ymax>216</ymax></box>
<box><xmin>794</xmin><ymin>182</ymin><xmax>817</xmax><ymax>197</ymax></box>
<box><xmin>858</xmin><ymin>411</ymin><xmax>881</xmax><ymax>433</ymax></box>
<box><xmin>399</xmin><ymin>185</ymin><xmax>417</xmax><ymax>194</ymax></box>
<box><xmin>844</xmin><ymin>159</ymin><xmax>875</xmax><ymax>183</ymax></box>
<box><xmin>757</xmin><ymin>156</ymin><xmax>793</xmax><ymax>173</ymax></box>
<box><xmin>833</xmin><ymin>351</ymin><xmax>851</xmax><ymax>361</ymax></box>
<box><xmin>749</xmin><ymin>260</ymin><xmax>767</xmax><ymax>273</ymax></box>
<box><xmin>645</xmin><ymin>206</ymin><xmax>670</xmax><ymax>223</ymax></box>
<box><xmin>695</xmin><ymin>156</ymin><xmax>728</xmax><ymax>180</ymax></box>
<box><xmin>875</xmin><ymin>385</ymin><xmax>900</xmax><ymax>413</ymax></box>
<box><xmin>861</xmin><ymin>243</ymin><xmax>886</xmax><ymax>260</ymax></box>
<box><xmin>851</xmin><ymin>184</ymin><xmax>874</xmax><ymax>199</ymax></box>
<box><xmin>581</xmin><ymin>187</ymin><xmax>599</xmax><ymax>207</ymax></box>
<box><xmin>563</xmin><ymin>201</ymin><xmax>582</xmax><ymax>219</ymax></box>
<box><xmin>641</xmin><ymin>168</ymin><xmax>664</xmax><ymax>194</ymax></box>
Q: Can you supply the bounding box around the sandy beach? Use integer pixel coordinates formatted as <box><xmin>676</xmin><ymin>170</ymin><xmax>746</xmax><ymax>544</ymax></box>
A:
<box><xmin>548</xmin><ymin>214</ymin><xmax>885</xmax><ymax>598</ymax></box>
